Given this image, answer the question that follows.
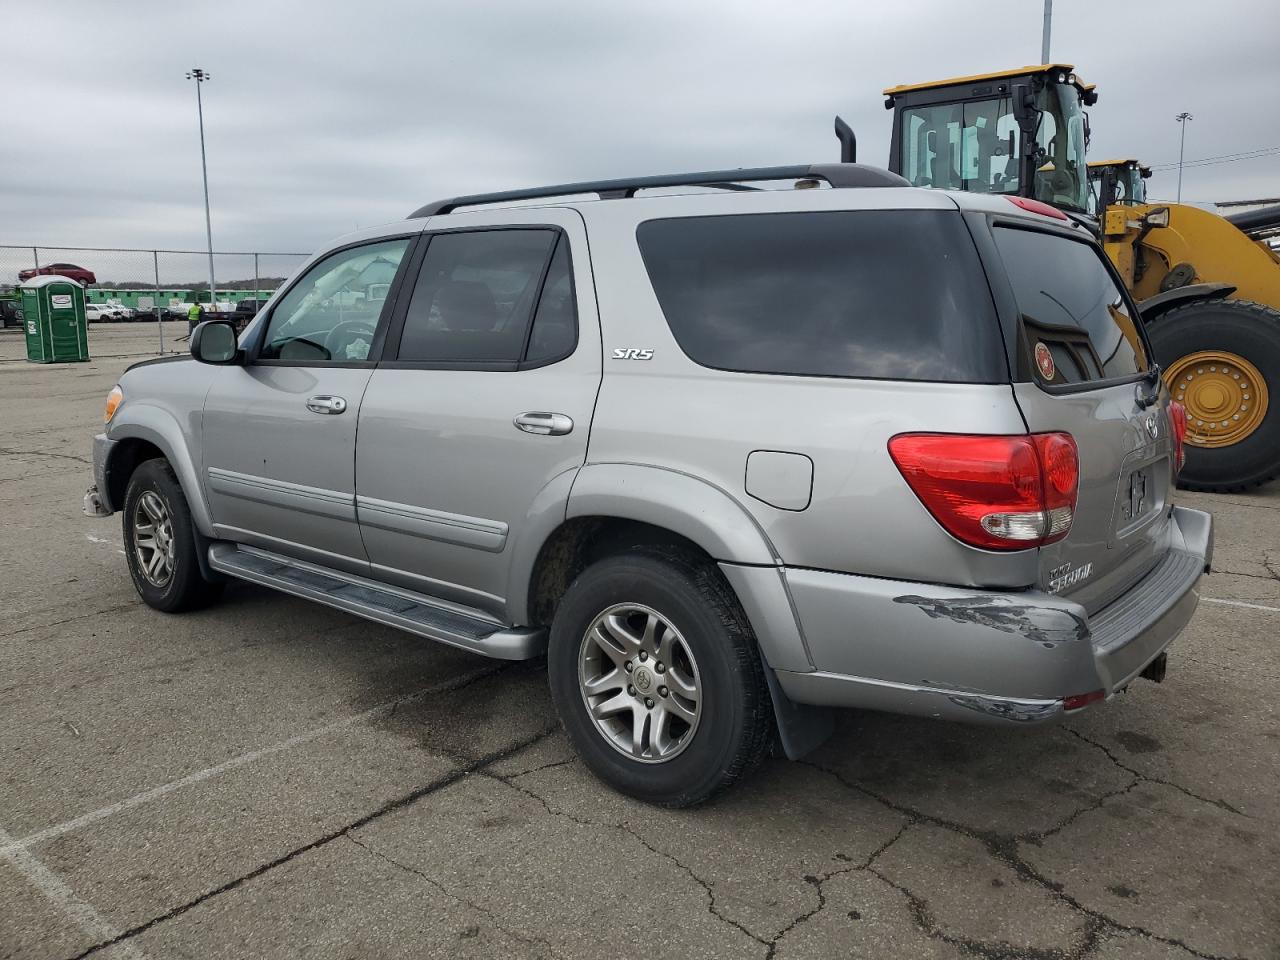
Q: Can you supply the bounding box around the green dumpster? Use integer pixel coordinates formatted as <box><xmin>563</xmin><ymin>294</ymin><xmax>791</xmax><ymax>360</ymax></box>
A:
<box><xmin>20</xmin><ymin>275</ymin><xmax>89</xmax><ymax>363</ymax></box>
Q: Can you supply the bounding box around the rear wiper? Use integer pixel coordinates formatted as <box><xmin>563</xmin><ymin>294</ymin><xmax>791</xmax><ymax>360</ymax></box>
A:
<box><xmin>1136</xmin><ymin>362</ymin><xmax>1161</xmax><ymax>408</ymax></box>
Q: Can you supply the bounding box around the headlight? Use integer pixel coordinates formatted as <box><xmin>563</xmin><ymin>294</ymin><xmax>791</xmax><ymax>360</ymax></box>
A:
<box><xmin>1143</xmin><ymin>207</ymin><xmax>1170</xmax><ymax>229</ymax></box>
<box><xmin>104</xmin><ymin>385</ymin><xmax>123</xmax><ymax>423</ymax></box>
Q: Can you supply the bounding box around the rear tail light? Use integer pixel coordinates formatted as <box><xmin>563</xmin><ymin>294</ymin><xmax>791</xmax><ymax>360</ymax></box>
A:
<box><xmin>888</xmin><ymin>432</ymin><xmax>1080</xmax><ymax>551</ymax></box>
<box><xmin>1168</xmin><ymin>400</ymin><xmax>1187</xmax><ymax>473</ymax></box>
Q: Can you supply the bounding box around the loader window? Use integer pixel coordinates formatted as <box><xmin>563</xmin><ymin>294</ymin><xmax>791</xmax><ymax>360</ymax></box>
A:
<box><xmin>995</xmin><ymin>227</ymin><xmax>1149</xmax><ymax>385</ymax></box>
<box><xmin>900</xmin><ymin>98</ymin><xmax>1020</xmax><ymax>195</ymax></box>
<box><xmin>1032</xmin><ymin>85</ymin><xmax>1089</xmax><ymax>212</ymax></box>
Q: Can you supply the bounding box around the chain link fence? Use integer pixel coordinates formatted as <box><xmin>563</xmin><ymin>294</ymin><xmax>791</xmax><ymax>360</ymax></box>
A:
<box><xmin>0</xmin><ymin>244</ymin><xmax>310</xmax><ymax>355</ymax></box>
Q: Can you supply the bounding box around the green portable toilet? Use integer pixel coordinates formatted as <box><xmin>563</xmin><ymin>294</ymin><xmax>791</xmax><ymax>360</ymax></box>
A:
<box><xmin>20</xmin><ymin>275</ymin><xmax>89</xmax><ymax>363</ymax></box>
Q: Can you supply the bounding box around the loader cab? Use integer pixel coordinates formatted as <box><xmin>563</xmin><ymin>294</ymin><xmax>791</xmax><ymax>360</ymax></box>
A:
<box><xmin>884</xmin><ymin>64</ymin><xmax>1096</xmax><ymax>215</ymax></box>
<box><xmin>1088</xmin><ymin>159</ymin><xmax>1151</xmax><ymax>213</ymax></box>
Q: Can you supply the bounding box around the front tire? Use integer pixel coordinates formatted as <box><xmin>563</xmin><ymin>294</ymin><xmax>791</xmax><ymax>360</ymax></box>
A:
<box><xmin>547</xmin><ymin>547</ymin><xmax>773</xmax><ymax>807</ymax></box>
<box><xmin>122</xmin><ymin>458</ymin><xmax>223</xmax><ymax>612</ymax></box>
<box><xmin>1149</xmin><ymin>299</ymin><xmax>1280</xmax><ymax>492</ymax></box>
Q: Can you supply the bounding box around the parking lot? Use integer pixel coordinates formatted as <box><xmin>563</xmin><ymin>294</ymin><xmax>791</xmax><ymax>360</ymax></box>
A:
<box><xmin>1</xmin><ymin>323</ymin><xmax>1277</xmax><ymax>960</ymax></box>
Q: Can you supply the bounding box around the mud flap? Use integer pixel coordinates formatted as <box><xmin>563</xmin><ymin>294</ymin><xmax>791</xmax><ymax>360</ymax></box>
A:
<box><xmin>191</xmin><ymin>524</ymin><xmax>226</xmax><ymax>584</ymax></box>
<box><xmin>764</xmin><ymin>665</ymin><xmax>835</xmax><ymax>760</ymax></box>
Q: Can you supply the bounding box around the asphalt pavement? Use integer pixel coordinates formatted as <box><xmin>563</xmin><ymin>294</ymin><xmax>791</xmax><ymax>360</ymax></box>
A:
<box><xmin>2</xmin><ymin>323</ymin><xmax>1277</xmax><ymax>959</ymax></box>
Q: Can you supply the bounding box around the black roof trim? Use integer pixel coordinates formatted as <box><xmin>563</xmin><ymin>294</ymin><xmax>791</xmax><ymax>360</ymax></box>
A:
<box><xmin>408</xmin><ymin>163</ymin><xmax>909</xmax><ymax>219</ymax></box>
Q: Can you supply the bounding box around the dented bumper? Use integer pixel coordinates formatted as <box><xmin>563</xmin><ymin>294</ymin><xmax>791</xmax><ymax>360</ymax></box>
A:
<box><xmin>773</xmin><ymin>505</ymin><xmax>1212</xmax><ymax>725</ymax></box>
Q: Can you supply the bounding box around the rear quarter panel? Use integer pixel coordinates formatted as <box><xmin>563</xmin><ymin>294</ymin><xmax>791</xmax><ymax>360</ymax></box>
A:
<box><xmin>578</xmin><ymin>189</ymin><xmax>1039</xmax><ymax>588</ymax></box>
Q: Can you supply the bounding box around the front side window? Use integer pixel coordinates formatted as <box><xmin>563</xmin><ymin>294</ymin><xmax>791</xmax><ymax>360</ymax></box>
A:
<box><xmin>397</xmin><ymin>229</ymin><xmax>559</xmax><ymax>363</ymax></box>
<box><xmin>994</xmin><ymin>227</ymin><xmax>1148</xmax><ymax>385</ymax></box>
<box><xmin>637</xmin><ymin>211</ymin><xmax>1006</xmax><ymax>383</ymax></box>
<box><xmin>259</xmin><ymin>238</ymin><xmax>410</xmax><ymax>362</ymax></box>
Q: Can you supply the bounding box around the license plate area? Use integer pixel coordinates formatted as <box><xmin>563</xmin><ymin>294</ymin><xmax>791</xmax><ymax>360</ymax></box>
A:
<box><xmin>1112</xmin><ymin>459</ymin><xmax>1168</xmax><ymax>541</ymax></box>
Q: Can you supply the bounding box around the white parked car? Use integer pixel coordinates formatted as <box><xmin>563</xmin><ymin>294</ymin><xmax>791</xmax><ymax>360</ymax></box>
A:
<box><xmin>84</xmin><ymin>304</ymin><xmax>116</xmax><ymax>323</ymax></box>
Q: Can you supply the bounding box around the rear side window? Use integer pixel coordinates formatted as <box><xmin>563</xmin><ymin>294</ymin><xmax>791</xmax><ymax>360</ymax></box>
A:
<box><xmin>994</xmin><ymin>227</ymin><xmax>1149</xmax><ymax>385</ymax></box>
<box><xmin>636</xmin><ymin>210</ymin><xmax>1005</xmax><ymax>383</ymax></box>
<box><xmin>525</xmin><ymin>238</ymin><xmax>577</xmax><ymax>363</ymax></box>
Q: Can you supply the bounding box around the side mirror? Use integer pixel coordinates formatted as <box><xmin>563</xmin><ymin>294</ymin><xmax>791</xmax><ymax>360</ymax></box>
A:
<box><xmin>190</xmin><ymin>320</ymin><xmax>241</xmax><ymax>365</ymax></box>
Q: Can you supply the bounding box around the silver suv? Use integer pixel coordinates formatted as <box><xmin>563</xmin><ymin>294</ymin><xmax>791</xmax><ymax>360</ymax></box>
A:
<box><xmin>85</xmin><ymin>164</ymin><xmax>1212</xmax><ymax>806</ymax></box>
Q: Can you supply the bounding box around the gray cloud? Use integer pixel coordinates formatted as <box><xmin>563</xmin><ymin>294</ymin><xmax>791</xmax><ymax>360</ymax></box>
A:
<box><xmin>2</xmin><ymin>0</ymin><xmax>1276</xmax><ymax>255</ymax></box>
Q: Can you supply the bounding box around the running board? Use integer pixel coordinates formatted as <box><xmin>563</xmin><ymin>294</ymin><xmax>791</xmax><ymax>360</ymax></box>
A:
<box><xmin>207</xmin><ymin>543</ymin><xmax>545</xmax><ymax>660</ymax></box>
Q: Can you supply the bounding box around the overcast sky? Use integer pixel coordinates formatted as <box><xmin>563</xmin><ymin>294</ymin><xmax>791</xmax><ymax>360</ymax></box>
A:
<box><xmin>2</xmin><ymin>0</ymin><xmax>1276</xmax><ymax>256</ymax></box>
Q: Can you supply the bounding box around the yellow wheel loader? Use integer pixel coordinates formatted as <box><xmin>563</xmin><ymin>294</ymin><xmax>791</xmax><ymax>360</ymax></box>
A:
<box><xmin>1087</xmin><ymin>158</ymin><xmax>1280</xmax><ymax>489</ymax></box>
<box><xmin>856</xmin><ymin>65</ymin><xmax>1280</xmax><ymax>490</ymax></box>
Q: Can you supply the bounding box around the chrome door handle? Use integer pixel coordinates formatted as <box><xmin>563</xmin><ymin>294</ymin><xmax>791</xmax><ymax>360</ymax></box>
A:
<box><xmin>514</xmin><ymin>412</ymin><xmax>574</xmax><ymax>436</ymax></box>
<box><xmin>306</xmin><ymin>395</ymin><xmax>348</xmax><ymax>415</ymax></box>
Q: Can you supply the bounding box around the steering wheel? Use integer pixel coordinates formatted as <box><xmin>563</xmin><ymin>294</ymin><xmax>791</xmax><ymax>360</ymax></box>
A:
<box><xmin>323</xmin><ymin>320</ymin><xmax>376</xmax><ymax>361</ymax></box>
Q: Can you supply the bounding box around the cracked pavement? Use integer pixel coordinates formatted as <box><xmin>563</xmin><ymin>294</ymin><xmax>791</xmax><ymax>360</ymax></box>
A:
<box><xmin>1</xmin><ymin>326</ymin><xmax>1278</xmax><ymax>959</ymax></box>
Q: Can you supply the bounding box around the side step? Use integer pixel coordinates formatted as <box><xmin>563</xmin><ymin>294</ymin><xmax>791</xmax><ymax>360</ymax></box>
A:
<box><xmin>207</xmin><ymin>543</ymin><xmax>545</xmax><ymax>660</ymax></box>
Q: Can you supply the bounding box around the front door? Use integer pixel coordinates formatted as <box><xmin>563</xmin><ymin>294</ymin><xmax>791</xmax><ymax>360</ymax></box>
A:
<box><xmin>202</xmin><ymin>235</ymin><xmax>416</xmax><ymax>574</ymax></box>
<box><xmin>355</xmin><ymin>208</ymin><xmax>600</xmax><ymax>618</ymax></box>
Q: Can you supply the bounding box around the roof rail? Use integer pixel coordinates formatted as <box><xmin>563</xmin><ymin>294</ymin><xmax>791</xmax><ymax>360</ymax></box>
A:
<box><xmin>408</xmin><ymin>163</ymin><xmax>908</xmax><ymax>219</ymax></box>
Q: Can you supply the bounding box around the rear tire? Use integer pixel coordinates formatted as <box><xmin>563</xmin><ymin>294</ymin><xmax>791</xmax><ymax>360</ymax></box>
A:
<box><xmin>122</xmin><ymin>458</ymin><xmax>223</xmax><ymax>612</ymax></box>
<box><xmin>547</xmin><ymin>546</ymin><xmax>773</xmax><ymax>807</ymax></box>
<box><xmin>1148</xmin><ymin>298</ymin><xmax>1280</xmax><ymax>492</ymax></box>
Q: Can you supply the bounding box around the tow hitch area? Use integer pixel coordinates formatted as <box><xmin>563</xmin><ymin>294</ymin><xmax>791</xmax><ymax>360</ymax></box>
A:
<box><xmin>1140</xmin><ymin>652</ymin><xmax>1168</xmax><ymax>684</ymax></box>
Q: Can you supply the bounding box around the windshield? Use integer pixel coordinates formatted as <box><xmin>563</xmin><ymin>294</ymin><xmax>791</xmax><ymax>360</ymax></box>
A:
<box><xmin>1124</xmin><ymin>167</ymin><xmax>1148</xmax><ymax>204</ymax></box>
<box><xmin>1033</xmin><ymin>83</ymin><xmax>1089</xmax><ymax>212</ymax></box>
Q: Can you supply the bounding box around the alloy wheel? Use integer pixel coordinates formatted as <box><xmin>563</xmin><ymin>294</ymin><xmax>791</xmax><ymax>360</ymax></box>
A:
<box><xmin>132</xmin><ymin>490</ymin><xmax>175</xmax><ymax>587</ymax></box>
<box><xmin>577</xmin><ymin>603</ymin><xmax>702</xmax><ymax>763</ymax></box>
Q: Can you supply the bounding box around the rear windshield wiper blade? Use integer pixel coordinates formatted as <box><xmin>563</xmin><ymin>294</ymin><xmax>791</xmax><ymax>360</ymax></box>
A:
<box><xmin>1136</xmin><ymin>363</ymin><xmax>1162</xmax><ymax>408</ymax></box>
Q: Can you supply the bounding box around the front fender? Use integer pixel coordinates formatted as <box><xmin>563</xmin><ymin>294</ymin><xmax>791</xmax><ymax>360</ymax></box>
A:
<box><xmin>107</xmin><ymin>402</ymin><xmax>212</xmax><ymax>535</ymax></box>
<box><xmin>1138</xmin><ymin>282</ymin><xmax>1235</xmax><ymax>323</ymax></box>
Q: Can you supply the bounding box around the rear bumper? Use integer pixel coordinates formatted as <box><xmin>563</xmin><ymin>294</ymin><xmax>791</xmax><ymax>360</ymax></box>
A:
<box><xmin>773</xmin><ymin>505</ymin><xmax>1212</xmax><ymax>725</ymax></box>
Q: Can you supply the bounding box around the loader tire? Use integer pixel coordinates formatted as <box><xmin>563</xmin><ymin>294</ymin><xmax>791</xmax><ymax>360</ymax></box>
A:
<box><xmin>1149</xmin><ymin>298</ymin><xmax>1280</xmax><ymax>492</ymax></box>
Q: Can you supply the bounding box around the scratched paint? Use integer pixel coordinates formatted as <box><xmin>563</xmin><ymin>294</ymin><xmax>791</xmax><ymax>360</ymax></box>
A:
<box><xmin>892</xmin><ymin>594</ymin><xmax>1089</xmax><ymax>647</ymax></box>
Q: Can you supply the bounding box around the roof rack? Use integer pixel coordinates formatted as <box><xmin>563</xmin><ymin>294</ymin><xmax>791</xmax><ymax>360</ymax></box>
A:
<box><xmin>408</xmin><ymin>163</ymin><xmax>908</xmax><ymax>219</ymax></box>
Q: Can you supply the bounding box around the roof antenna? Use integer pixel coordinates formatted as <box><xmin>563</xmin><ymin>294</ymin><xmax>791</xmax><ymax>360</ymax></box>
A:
<box><xmin>834</xmin><ymin>116</ymin><xmax>856</xmax><ymax>163</ymax></box>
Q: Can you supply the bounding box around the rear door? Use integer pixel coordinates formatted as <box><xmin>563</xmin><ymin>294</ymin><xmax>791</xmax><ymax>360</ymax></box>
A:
<box><xmin>982</xmin><ymin>218</ymin><xmax>1173</xmax><ymax>612</ymax></box>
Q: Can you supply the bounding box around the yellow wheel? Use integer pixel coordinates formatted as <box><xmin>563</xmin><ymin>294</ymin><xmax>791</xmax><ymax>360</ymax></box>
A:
<box><xmin>1163</xmin><ymin>350</ymin><xmax>1269</xmax><ymax>448</ymax></box>
<box><xmin>1147</xmin><ymin>297</ymin><xmax>1280</xmax><ymax>491</ymax></box>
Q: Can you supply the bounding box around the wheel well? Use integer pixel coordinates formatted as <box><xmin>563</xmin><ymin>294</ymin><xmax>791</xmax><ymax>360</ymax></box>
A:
<box><xmin>105</xmin><ymin>438</ymin><xmax>166</xmax><ymax>509</ymax></box>
<box><xmin>526</xmin><ymin>517</ymin><xmax>712</xmax><ymax>628</ymax></box>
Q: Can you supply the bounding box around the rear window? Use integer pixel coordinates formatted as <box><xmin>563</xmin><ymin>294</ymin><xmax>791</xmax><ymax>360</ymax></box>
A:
<box><xmin>636</xmin><ymin>210</ymin><xmax>1005</xmax><ymax>383</ymax></box>
<box><xmin>994</xmin><ymin>227</ymin><xmax>1149</xmax><ymax>385</ymax></box>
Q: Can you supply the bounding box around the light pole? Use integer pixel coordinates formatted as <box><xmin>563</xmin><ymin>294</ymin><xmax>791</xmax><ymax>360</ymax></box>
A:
<box><xmin>1041</xmin><ymin>0</ymin><xmax>1053</xmax><ymax>63</ymax></box>
<box><xmin>186</xmin><ymin>67</ymin><xmax>217</xmax><ymax>315</ymax></box>
<box><xmin>1175</xmin><ymin>112</ymin><xmax>1193</xmax><ymax>203</ymax></box>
